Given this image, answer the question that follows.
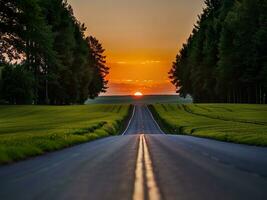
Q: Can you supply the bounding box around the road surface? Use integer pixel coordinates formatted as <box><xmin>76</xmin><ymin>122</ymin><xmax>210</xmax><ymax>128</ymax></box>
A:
<box><xmin>0</xmin><ymin>105</ymin><xmax>267</xmax><ymax>200</ymax></box>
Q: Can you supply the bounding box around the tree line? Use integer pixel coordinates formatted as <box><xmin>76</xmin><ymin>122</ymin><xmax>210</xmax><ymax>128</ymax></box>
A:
<box><xmin>170</xmin><ymin>0</ymin><xmax>267</xmax><ymax>104</ymax></box>
<box><xmin>0</xmin><ymin>0</ymin><xmax>109</xmax><ymax>104</ymax></box>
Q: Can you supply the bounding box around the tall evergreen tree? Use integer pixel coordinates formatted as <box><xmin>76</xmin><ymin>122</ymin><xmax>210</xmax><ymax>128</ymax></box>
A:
<box><xmin>87</xmin><ymin>36</ymin><xmax>109</xmax><ymax>99</ymax></box>
<box><xmin>170</xmin><ymin>0</ymin><xmax>267</xmax><ymax>104</ymax></box>
<box><xmin>1</xmin><ymin>0</ymin><xmax>109</xmax><ymax>105</ymax></box>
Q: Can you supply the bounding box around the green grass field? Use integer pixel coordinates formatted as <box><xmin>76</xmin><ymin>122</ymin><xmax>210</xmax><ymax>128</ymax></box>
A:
<box><xmin>150</xmin><ymin>104</ymin><xmax>267</xmax><ymax>146</ymax></box>
<box><xmin>0</xmin><ymin>105</ymin><xmax>130</xmax><ymax>164</ymax></box>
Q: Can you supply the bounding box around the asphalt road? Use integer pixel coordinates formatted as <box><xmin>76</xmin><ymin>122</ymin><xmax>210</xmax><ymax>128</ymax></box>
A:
<box><xmin>0</xmin><ymin>105</ymin><xmax>267</xmax><ymax>200</ymax></box>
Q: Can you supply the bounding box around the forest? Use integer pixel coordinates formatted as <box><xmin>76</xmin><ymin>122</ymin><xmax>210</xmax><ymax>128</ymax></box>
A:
<box><xmin>170</xmin><ymin>0</ymin><xmax>267</xmax><ymax>103</ymax></box>
<box><xmin>0</xmin><ymin>0</ymin><xmax>109</xmax><ymax>105</ymax></box>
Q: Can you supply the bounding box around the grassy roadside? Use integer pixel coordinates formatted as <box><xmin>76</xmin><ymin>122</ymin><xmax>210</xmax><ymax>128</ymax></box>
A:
<box><xmin>0</xmin><ymin>104</ymin><xmax>131</xmax><ymax>164</ymax></box>
<box><xmin>149</xmin><ymin>104</ymin><xmax>267</xmax><ymax>146</ymax></box>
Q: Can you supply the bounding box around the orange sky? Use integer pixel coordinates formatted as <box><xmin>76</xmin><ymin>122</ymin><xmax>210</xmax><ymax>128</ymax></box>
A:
<box><xmin>69</xmin><ymin>0</ymin><xmax>204</xmax><ymax>95</ymax></box>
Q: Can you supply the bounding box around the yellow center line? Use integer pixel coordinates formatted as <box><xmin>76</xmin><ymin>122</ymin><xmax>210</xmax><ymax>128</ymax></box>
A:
<box><xmin>143</xmin><ymin>135</ymin><xmax>161</xmax><ymax>200</ymax></box>
<box><xmin>133</xmin><ymin>134</ymin><xmax>144</xmax><ymax>200</ymax></box>
<box><xmin>133</xmin><ymin>134</ymin><xmax>162</xmax><ymax>200</ymax></box>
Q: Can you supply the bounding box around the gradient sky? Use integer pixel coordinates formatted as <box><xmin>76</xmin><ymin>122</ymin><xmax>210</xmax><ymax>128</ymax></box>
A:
<box><xmin>69</xmin><ymin>0</ymin><xmax>204</xmax><ymax>95</ymax></box>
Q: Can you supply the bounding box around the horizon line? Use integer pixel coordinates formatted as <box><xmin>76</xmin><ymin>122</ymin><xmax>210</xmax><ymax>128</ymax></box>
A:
<box><xmin>99</xmin><ymin>94</ymin><xmax>179</xmax><ymax>97</ymax></box>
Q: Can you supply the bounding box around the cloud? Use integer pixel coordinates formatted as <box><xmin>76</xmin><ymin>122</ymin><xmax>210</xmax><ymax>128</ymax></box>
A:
<box><xmin>140</xmin><ymin>60</ymin><xmax>161</xmax><ymax>65</ymax></box>
<box><xmin>112</xmin><ymin>60</ymin><xmax>161</xmax><ymax>65</ymax></box>
<box><xmin>116</xmin><ymin>61</ymin><xmax>127</xmax><ymax>64</ymax></box>
<box><xmin>104</xmin><ymin>79</ymin><xmax>175</xmax><ymax>95</ymax></box>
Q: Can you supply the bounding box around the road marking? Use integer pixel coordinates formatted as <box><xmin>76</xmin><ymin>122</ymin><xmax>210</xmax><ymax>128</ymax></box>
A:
<box><xmin>133</xmin><ymin>134</ymin><xmax>162</xmax><ymax>200</ymax></box>
<box><xmin>143</xmin><ymin>135</ymin><xmax>161</xmax><ymax>200</ymax></box>
<box><xmin>145</xmin><ymin>106</ymin><xmax>166</xmax><ymax>134</ymax></box>
<box><xmin>122</xmin><ymin>106</ymin><xmax>136</xmax><ymax>135</ymax></box>
<box><xmin>133</xmin><ymin>134</ymin><xmax>144</xmax><ymax>200</ymax></box>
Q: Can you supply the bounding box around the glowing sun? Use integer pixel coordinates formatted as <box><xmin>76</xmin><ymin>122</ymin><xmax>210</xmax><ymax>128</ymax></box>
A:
<box><xmin>134</xmin><ymin>92</ymin><xmax>143</xmax><ymax>96</ymax></box>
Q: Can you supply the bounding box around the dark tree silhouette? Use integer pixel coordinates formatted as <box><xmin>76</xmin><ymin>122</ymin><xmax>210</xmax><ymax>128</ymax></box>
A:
<box><xmin>170</xmin><ymin>0</ymin><xmax>267</xmax><ymax>104</ymax></box>
<box><xmin>0</xmin><ymin>0</ymin><xmax>109</xmax><ymax>104</ymax></box>
<box><xmin>87</xmin><ymin>36</ymin><xmax>109</xmax><ymax>99</ymax></box>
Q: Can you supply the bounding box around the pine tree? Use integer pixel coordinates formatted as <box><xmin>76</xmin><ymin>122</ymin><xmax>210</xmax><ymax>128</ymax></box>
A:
<box><xmin>87</xmin><ymin>36</ymin><xmax>109</xmax><ymax>99</ymax></box>
<box><xmin>170</xmin><ymin>0</ymin><xmax>267</xmax><ymax>104</ymax></box>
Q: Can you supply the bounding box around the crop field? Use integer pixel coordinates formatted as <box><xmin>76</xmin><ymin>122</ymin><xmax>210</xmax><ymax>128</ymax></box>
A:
<box><xmin>150</xmin><ymin>104</ymin><xmax>267</xmax><ymax>146</ymax></box>
<box><xmin>0</xmin><ymin>105</ymin><xmax>130</xmax><ymax>164</ymax></box>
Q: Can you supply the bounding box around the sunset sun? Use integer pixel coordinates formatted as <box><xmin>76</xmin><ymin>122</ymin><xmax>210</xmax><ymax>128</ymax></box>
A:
<box><xmin>134</xmin><ymin>92</ymin><xmax>143</xmax><ymax>97</ymax></box>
